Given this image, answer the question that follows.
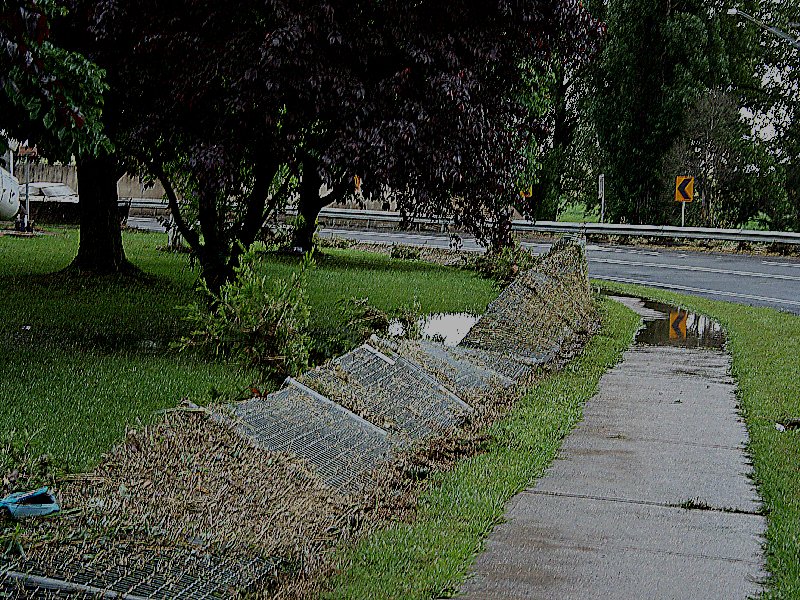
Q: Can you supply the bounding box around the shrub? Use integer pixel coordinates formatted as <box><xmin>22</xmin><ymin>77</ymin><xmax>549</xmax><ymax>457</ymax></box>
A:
<box><xmin>473</xmin><ymin>241</ymin><xmax>537</xmax><ymax>286</ymax></box>
<box><xmin>264</xmin><ymin>222</ymin><xmax>294</xmax><ymax>251</ymax></box>
<box><xmin>394</xmin><ymin>296</ymin><xmax>423</xmax><ymax>340</ymax></box>
<box><xmin>390</xmin><ymin>244</ymin><xmax>421</xmax><ymax>261</ymax></box>
<box><xmin>179</xmin><ymin>242</ymin><xmax>314</xmax><ymax>379</ymax></box>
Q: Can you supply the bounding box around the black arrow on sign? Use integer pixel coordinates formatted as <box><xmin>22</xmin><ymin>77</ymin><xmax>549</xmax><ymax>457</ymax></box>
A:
<box><xmin>677</xmin><ymin>177</ymin><xmax>692</xmax><ymax>201</ymax></box>
<box><xmin>672</xmin><ymin>311</ymin><xmax>685</xmax><ymax>337</ymax></box>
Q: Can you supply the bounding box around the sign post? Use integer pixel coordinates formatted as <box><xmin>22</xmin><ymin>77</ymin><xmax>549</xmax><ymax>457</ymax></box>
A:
<box><xmin>18</xmin><ymin>145</ymin><xmax>37</xmax><ymax>229</ymax></box>
<box><xmin>675</xmin><ymin>176</ymin><xmax>694</xmax><ymax>227</ymax></box>
<box><xmin>598</xmin><ymin>174</ymin><xmax>605</xmax><ymax>223</ymax></box>
<box><xmin>24</xmin><ymin>157</ymin><xmax>29</xmax><ymax>229</ymax></box>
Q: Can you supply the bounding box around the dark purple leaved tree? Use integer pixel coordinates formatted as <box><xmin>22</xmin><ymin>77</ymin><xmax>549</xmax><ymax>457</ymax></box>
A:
<box><xmin>63</xmin><ymin>0</ymin><xmax>602</xmax><ymax>289</ymax></box>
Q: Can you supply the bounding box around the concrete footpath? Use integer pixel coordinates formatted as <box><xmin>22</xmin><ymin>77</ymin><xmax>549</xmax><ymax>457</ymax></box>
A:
<box><xmin>460</xmin><ymin>298</ymin><xmax>766</xmax><ymax>599</ymax></box>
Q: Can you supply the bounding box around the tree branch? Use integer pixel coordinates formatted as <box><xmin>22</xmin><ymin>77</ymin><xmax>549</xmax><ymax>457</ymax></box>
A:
<box><xmin>235</xmin><ymin>153</ymin><xmax>280</xmax><ymax>249</ymax></box>
<box><xmin>152</xmin><ymin>161</ymin><xmax>201</xmax><ymax>250</ymax></box>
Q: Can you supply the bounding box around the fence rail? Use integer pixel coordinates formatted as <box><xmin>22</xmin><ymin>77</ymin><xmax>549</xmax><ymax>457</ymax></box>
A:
<box><xmin>512</xmin><ymin>220</ymin><xmax>800</xmax><ymax>246</ymax></box>
<box><xmin>308</xmin><ymin>207</ymin><xmax>800</xmax><ymax>246</ymax></box>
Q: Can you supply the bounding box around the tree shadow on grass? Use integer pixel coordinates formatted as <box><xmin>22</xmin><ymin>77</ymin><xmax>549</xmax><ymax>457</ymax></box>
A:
<box><xmin>1</xmin><ymin>268</ymin><xmax>199</xmax><ymax>358</ymax></box>
<box><xmin>270</xmin><ymin>246</ymin><xmax>457</xmax><ymax>275</ymax></box>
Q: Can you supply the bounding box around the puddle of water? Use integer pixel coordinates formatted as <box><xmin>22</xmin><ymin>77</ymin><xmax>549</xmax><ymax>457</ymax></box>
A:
<box><xmin>389</xmin><ymin>312</ymin><xmax>479</xmax><ymax>347</ymax></box>
<box><xmin>608</xmin><ymin>294</ymin><xmax>725</xmax><ymax>349</ymax></box>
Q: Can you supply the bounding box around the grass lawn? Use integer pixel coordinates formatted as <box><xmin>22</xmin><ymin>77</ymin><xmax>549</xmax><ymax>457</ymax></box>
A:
<box><xmin>598</xmin><ymin>281</ymin><xmax>800</xmax><ymax>599</ymax></box>
<box><xmin>324</xmin><ymin>295</ymin><xmax>640</xmax><ymax>599</ymax></box>
<box><xmin>0</xmin><ymin>228</ymin><xmax>496</xmax><ymax>474</ymax></box>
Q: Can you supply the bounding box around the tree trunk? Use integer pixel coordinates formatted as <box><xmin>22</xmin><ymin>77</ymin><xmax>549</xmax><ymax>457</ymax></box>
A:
<box><xmin>200</xmin><ymin>254</ymin><xmax>234</xmax><ymax>297</ymax></box>
<box><xmin>195</xmin><ymin>178</ymin><xmax>234</xmax><ymax>296</ymax></box>
<box><xmin>529</xmin><ymin>165</ymin><xmax>559</xmax><ymax>222</ymax></box>
<box><xmin>293</xmin><ymin>159</ymin><xmax>326</xmax><ymax>252</ymax></box>
<box><xmin>71</xmin><ymin>155</ymin><xmax>132</xmax><ymax>274</ymax></box>
<box><xmin>489</xmin><ymin>208</ymin><xmax>514</xmax><ymax>253</ymax></box>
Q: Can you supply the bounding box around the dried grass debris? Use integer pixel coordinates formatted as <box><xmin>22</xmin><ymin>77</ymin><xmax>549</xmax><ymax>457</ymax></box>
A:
<box><xmin>2</xmin><ymin>407</ymin><xmax>360</xmax><ymax>596</ymax></box>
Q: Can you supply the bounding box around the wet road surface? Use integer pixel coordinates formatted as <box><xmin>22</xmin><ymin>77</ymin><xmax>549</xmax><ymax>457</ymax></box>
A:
<box><xmin>125</xmin><ymin>218</ymin><xmax>800</xmax><ymax>314</ymax></box>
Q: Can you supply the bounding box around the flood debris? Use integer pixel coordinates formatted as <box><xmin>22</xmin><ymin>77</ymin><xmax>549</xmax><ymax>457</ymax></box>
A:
<box><xmin>775</xmin><ymin>419</ymin><xmax>800</xmax><ymax>432</ymax></box>
<box><xmin>1</xmin><ymin>408</ymin><xmax>360</xmax><ymax>597</ymax></box>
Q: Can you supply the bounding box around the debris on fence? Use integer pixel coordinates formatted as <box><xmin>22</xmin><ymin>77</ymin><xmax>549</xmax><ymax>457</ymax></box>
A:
<box><xmin>1</xmin><ymin>409</ymin><xmax>356</xmax><ymax>598</ymax></box>
<box><xmin>222</xmin><ymin>379</ymin><xmax>393</xmax><ymax>491</ymax></box>
<box><xmin>460</xmin><ymin>237</ymin><xmax>594</xmax><ymax>362</ymax></box>
<box><xmin>300</xmin><ymin>343</ymin><xmax>472</xmax><ymax>442</ymax></box>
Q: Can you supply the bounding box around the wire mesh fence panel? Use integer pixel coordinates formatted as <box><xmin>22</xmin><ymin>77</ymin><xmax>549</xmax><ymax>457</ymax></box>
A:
<box><xmin>392</xmin><ymin>339</ymin><xmax>515</xmax><ymax>394</ymax></box>
<box><xmin>460</xmin><ymin>239</ymin><xmax>593</xmax><ymax>364</ymax></box>
<box><xmin>0</xmin><ymin>238</ymin><xmax>596</xmax><ymax>600</ymax></box>
<box><xmin>447</xmin><ymin>345</ymin><xmax>536</xmax><ymax>381</ymax></box>
<box><xmin>301</xmin><ymin>345</ymin><xmax>471</xmax><ymax>442</ymax></box>
<box><xmin>1</xmin><ymin>550</ymin><xmax>275</xmax><ymax>599</ymax></box>
<box><xmin>224</xmin><ymin>385</ymin><xmax>392</xmax><ymax>491</ymax></box>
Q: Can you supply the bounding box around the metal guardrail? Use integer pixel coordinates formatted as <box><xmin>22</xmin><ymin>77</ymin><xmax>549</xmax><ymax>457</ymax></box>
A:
<box><xmin>125</xmin><ymin>202</ymin><xmax>800</xmax><ymax>245</ymax></box>
<box><xmin>21</xmin><ymin>192</ymin><xmax>800</xmax><ymax>245</ymax></box>
<box><xmin>513</xmin><ymin>220</ymin><xmax>800</xmax><ymax>245</ymax></box>
<box><xmin>127</xmin><ymin>198</ymin><xmax>169</xmax><ymax>209</ymax></box>
<box><xmin>313</xmin><ymin>207</ymin><xmax>800</xmax><ymax>246</ymax></box>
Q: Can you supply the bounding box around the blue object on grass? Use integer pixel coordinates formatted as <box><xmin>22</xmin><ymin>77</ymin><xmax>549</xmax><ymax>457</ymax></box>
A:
<box><xmin>0</xmin><ymin>487</ymin><xmax>60</xmax><ymax>519</ymax></box>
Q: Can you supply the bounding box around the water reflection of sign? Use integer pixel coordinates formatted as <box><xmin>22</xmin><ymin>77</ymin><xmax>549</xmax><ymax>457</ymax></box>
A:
<box><xmin>670</xmin><ymin>310</ymin><xmax>687</xmax><ymax>340</ymax></box>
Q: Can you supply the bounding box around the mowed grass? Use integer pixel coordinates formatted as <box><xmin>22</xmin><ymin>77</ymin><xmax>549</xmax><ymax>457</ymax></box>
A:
<box><xmin>268</xmin><ymin>247</ymin><xmax>497</xmax><ymax>340</ymax></box>
<box><xmin>324</xmin><ymin>296</ymin><xmax>640</xmax><ymax>599</ymax></box>
<box><xmin>0</xmin><ymin>228</ymin><xmax>496</xmax><ymax>473</ymax></box>
<box><xmin>598</xmin><ymin>281</ymin><xmax>800</xmax><ymax>599</ymax></box>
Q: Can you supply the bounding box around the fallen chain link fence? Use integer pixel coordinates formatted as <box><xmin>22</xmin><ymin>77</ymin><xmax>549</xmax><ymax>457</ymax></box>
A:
<box><xmin>2</xmin><ymin>238</ymin><xmax>593</xmax><ymax>598</ymax></box>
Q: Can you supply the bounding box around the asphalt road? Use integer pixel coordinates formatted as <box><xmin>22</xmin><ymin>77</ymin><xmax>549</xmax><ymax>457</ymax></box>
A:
<box><xmin>125</xmin><ymin>218</ymin><xmax>800</xmax><ymax>315</ymax></box>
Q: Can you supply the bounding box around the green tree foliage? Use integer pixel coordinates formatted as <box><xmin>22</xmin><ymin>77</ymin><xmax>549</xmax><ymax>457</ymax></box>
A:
<box><xmin>753</xmin><ymin>0</ymin><xmax>800</xmax><ymax>231</ymax></box>
<box><xmin>537</xmin><ymin>0</ymin><xmax>788</xmax><ymax>230</ymax></box>
<box><xmin>524</xmin><ymin>0</ymin><xmax>608</xmax><ymax>222</ymax></box>
<box><xmin>661</xmin><ymin>88</ymin><xmax>771</xmax><ymax>227</ymax></box>
<box><xmin>590</xmin><ymin>0</ymin><xmax>732</xmax><ymax>224</ymax></box>
<box><xmin>0</xmin><ymin>0</ymin><xmax>106</xmax><ymax>160</ymax></box>
<box><xmin>1</xmin><ymin>1</ymin><xmax>118</xmax><ymax>276</ymax></box>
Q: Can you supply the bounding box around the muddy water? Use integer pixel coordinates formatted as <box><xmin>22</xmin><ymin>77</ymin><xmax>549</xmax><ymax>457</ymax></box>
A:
<box><xmin>609</xmin><ymin>295</ymin><xmax>725</xmax><ymax>349</ymax></box>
